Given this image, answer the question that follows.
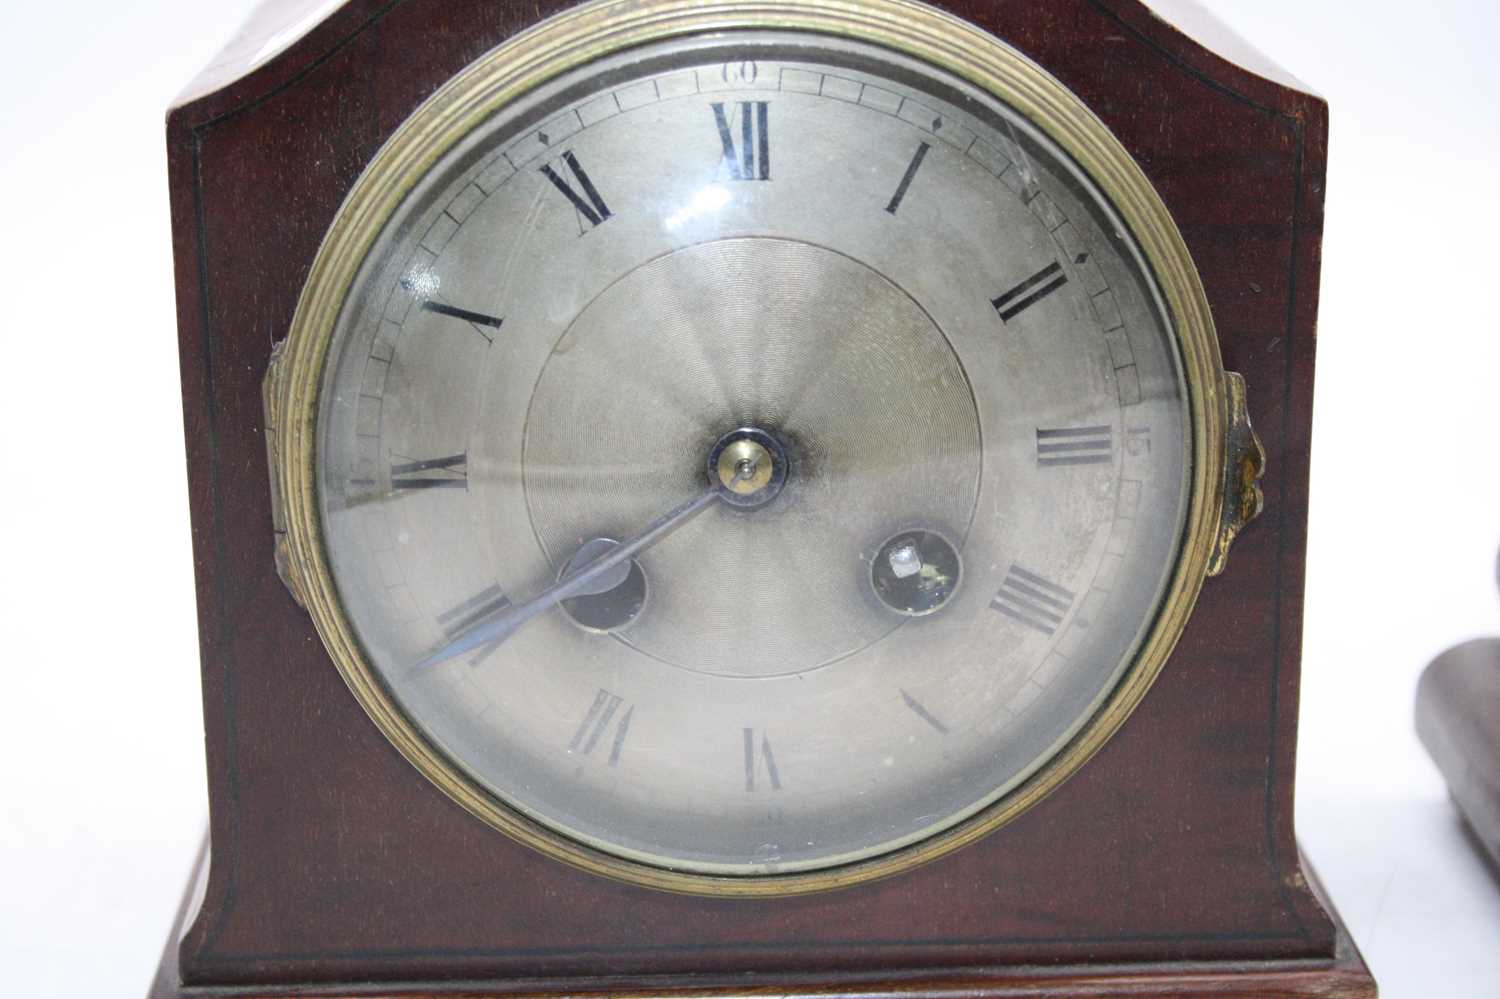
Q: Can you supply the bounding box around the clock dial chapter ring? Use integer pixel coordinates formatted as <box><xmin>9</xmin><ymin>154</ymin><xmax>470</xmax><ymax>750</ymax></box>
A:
<box><xmin>268</xmin><ymin>0</ymin><xmax>1230</xmax><ymax>896</ymax></box>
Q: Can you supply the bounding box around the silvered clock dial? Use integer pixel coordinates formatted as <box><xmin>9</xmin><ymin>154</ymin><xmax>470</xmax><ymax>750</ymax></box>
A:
<box><xmin>266</xmin><ymin>0</ymin><xmax>1261</xmax><ymax>894</ymax></box>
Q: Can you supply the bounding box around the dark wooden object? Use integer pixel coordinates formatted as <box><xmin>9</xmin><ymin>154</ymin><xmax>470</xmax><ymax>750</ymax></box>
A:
<box><xmin>1418</xmin><ymin>635</ymin><xmax>1500</xmax><ymax>871</ymax></box>
<box><xmin>162</xmin><ymin>0</ymin><xmax>1370</xmax><ymax>995</ymax></box>
<box><xmin>148</xmin><ymin>841</ymin><xmax>1374</xmax><ymax>997</ymax></box>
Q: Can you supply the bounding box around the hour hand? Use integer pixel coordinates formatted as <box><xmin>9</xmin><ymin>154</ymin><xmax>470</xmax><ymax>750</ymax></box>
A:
<box><xmin>411</xmin><ymin>484</ymin><xmax>722</xmax><ymax>671</ymax></box>
<box><xmin>412</xmin><ymin>426</ymin><xmax>787</xmax><ymax>672</ymax></box>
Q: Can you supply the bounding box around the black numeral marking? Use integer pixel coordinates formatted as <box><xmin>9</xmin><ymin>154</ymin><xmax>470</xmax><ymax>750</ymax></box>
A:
<box><xmin>713</xmin><ymin>102</ymin><xmax>770</xmax><ymax>181</ymax></box>
<box><xmin>419</xmin><ymin>300</ymin><xmax>504</xmax><ymax>343</ymax></box>
<box><xmin>885</xmin><ymin>141</ymin><xmax>932</xmax><ymax>214</ymax></box>
<box><xmin>438</xmin><ymin>584</ymin><xmax>511</xmax><ymax>634</ymax></box>
<box><xmin>991</xmin><ymin>565</ymin><xmax>1075</xmax><ymax>635</ymax></box>
<box><xmin>399</xmin><ymin>278</ymin><xmax>505</xmax><ymax>345</ymax></box>
<box><xmin>540</xmin><ymin>150</ymin><xmax>613</xmax><ymax>229</ymax></box>
<box><xmin>570</xmin><ymin>689</ymin><xmax>633</xmax><ymax>766</ymax></box>
<box><xmin>992</xmin><ymin>262</ymin><xmax>1068</xmax><ymax>322</ymax></box>
<box><xmin>435</xmin><ymin>583</ymin><xmax>511</xmax><ymax>665</ymax></box>
<box><xmin>721</xmin><ymin>61</ymin><xmax>759</xmax><ymax>85</ymax></box>
<box><xmin>742</xmin><ymin>728</ymin><xmax>782</xmax><ymax>791</ymax></box>
<box><xmin>390</xmin><ymin>453</ymin><xmax>467</xmax><ymax>490</ymax></box>
<box><xmin>899</xmin><ymin>689</ymin><xmax>949</xmax><ymax>734</ymax></box>
<box><xmin>1036</xmin><ymin>426</ymin><xmax>1113</xmax><ymax>467</ymax></box>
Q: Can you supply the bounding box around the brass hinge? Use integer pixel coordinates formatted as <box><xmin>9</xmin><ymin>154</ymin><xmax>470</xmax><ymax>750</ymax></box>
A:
<box><xmin>1208</xmin><ymin>371</ymin><xmax>1266</xmax><ymax>577</ymax></box>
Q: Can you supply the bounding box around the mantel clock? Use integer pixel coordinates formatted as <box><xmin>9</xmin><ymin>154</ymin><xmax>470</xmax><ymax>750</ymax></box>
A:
<box><xmin>157</xmin><ymin>0</ymin><xmax>1375</xmax><ymax>995</ymax></box>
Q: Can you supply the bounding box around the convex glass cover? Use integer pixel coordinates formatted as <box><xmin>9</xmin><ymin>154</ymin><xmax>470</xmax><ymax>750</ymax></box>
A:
<box><xmin>270</xmin><ymin>0</ymin><xmax>1237</xmax><ymax>893</ymax></box>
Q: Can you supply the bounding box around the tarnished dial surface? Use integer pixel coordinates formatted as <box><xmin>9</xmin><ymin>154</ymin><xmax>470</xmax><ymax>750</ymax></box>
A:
<box><xmin>317</xmin><ymin>34</ymin><xmax>1190</xmax><ymax>876</ymax></box>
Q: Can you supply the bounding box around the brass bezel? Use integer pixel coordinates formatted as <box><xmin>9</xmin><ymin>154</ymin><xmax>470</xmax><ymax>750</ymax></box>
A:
<box><xmin>270</xmin><ymin>0</ymin><xmax>1229</xmax><ymax>897</ymax></box>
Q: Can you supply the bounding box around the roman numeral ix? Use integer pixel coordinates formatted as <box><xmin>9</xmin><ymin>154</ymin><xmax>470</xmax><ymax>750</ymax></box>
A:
<box><xmin>713</xmin><ymin>101</ymin><xmax>770</xmax><ymax>181</ymax></box>
<box><xmin>436</xmin><ymin>584</ymin><xmax>512</xmax><ymax>664</ymax></box>
<box><xmin>991</xmin><ymin>565</ymin><xmax>1076</xmax><ymax>636</ymax></box>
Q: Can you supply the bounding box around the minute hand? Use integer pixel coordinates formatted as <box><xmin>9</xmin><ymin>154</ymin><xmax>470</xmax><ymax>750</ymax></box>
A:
<box><xmin>413</xmin><ymin>483</ymin><xmax>723</xmax><ymax>671</ymax></box>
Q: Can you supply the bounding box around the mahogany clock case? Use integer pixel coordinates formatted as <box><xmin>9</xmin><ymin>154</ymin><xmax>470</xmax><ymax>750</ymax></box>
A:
<box><xmin>160</xmin><ymin>0</ymin><xmax>1370</xmax><ymax>995</ymax></box>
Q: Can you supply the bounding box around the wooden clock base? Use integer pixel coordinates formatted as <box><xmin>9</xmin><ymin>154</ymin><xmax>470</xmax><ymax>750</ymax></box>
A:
<box><xmin>148</xmin><ymin>840</ymin><xmax>1374</xmax><ymax>999</ymax></box>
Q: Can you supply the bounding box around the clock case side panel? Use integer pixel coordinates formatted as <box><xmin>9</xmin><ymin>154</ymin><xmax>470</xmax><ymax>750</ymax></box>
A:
<box><xmin>1113</xmin><ymin>0</ymin><xmax>1335</xmax><ymax>946</ymax></box>
<box><xmin>162</xmin><ymin>0</ymin><xmax>553</xmax><ymax>977</ymax></box>
<box><xmin>1058</xmin><ymin>0</ymin><xmax>1336</xmax><ymax>949</ymax></box>
<box><xmin>163</xmin><ymin>0</ymin><xmax>1341</xmax><ymax>990</ymax></box>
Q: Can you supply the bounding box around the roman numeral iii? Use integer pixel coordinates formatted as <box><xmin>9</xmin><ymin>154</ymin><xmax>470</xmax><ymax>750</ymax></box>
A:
<box><xmin>1036</xmin><ymin>426</ymin><xmax>1113</xmax><ymax>467</ymax></box>
<box><xmin>713</xmin><ymin>101</ymin><xmax>770</xmax><ymax>181</ymax></box>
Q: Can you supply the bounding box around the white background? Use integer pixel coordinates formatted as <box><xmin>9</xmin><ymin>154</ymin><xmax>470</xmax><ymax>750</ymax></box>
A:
<box><xmin>2</xmin><ymin>0</ymin><xmax>1497</xmax><ymax>995</ymax></box>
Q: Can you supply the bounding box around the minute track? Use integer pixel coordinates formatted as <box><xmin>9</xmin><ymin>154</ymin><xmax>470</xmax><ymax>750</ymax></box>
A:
<box><xmin>316</xmin><ymin>40</ymin><xmax>1192</xmax><ymax>878</ymax></box>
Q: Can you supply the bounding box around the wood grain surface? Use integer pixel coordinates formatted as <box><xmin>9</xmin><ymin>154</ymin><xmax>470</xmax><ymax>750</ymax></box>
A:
<box><xmin>163</xmin><ymin>0</ymin><xmax>1363</xmax><ymax>993</ymax></box>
